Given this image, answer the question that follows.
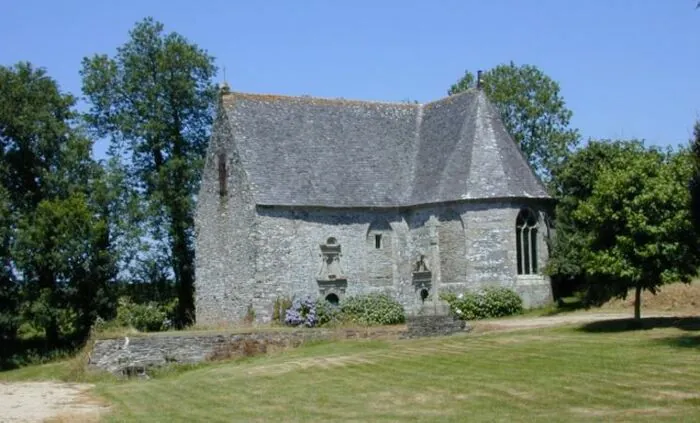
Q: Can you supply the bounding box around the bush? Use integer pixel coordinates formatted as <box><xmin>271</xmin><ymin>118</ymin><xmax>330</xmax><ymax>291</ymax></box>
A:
<box><xmin>439</xmin><ymin>292</ymin><xmax>482</xmax><ymax>320</ymax></box>
<box><xmin>441</xmin><ymin>287</ymin><xmax>523</xmax><ymax>320</ymax></box>
<box><xmin>481</xmin><ymin>287</ymin><xmax>523</xmax><ymax>317</ymax></box>
<box><xmin>284</xmin><ymin>297</ymin><xmax>317</xmax><ymax>327</ymax></box>
<box><xmin>282</xmin><ymin>293</ymin><xmax>405</xmax><ymax>328</ymax></box>
<box><xmin>244</xmin><ymin>305</ymin><xmax>256</xmax><ymax>324</ymax></box>
<box><xmin>114</xmin><ymin>297</ymin><xmax>172</xmax><ymax>332</ymax></box>
<box><xmin>272</xmin><ymin>296</ymin><xmax>292</xmax><ymax>323</ymax></box>
<box><xmin>315</xmin><ymin>299</ymin><xmax>342</xmax><ymax>326</ymax></box>
<box><xmin>340</xmin><ymin>293</ymin><xmax>405</xmax><ymax>326</ymax></box>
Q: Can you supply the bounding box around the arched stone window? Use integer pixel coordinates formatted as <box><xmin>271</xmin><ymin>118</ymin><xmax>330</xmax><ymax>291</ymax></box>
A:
<box><xmin>516</xmin><ymin>208</ymin><xmax>538</xmax><ymax>275</ymax></box>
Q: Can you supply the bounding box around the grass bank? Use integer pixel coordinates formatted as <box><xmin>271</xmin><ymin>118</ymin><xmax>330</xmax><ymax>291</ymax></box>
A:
<box><xmin>83</xmin><ymin>318</ymin><xmax>700</xmax><ymax>422</ymax></box>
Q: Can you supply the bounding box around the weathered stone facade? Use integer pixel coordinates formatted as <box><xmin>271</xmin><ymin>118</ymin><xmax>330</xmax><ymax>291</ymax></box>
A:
<box><xmin>195</xmin><ymin>89</ymin><xmax>554</xmax><ymax>324</ymax></box>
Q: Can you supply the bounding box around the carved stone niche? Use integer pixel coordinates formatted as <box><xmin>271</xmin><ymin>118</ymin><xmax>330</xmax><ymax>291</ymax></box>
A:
<box><xmin>317</xmin><ymin>237</ymin><xmax>347</xmax><ymax>303</ymax></box>
<box><xmin>412</xmin><ymin>255</ymin><xmax>432</xmax><ymax>302</ymax></box>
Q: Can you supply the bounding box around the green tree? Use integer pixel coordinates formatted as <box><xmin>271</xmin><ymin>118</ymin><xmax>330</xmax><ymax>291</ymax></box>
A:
<box><xmin>15</xmin><ymin>193</ymin><xmax>115</xmax><ymax>339</ymax></box>
<box><xmin>569</xmin><ymin>141</ymin><xmax>698</xmax><ymax>320</ymax></box>
<box><xmin>546</xmin><ymin>140</ymin><xmax>646</xmax><ymax>296</ymax></box>
<box><xmin>81</xmin><ymin>18</ymin><xmax>217</xmax><ymax>326</ymax></box>
<box><xmin>690</xmin><ymin>122</ymin><xmax>700</xmax><ymax>233</ymax></box>
<box><xmin>449</xmin><ymin>62</ymin><xmax>579</xmax><ymax>180</ymax></box>
<box><xmin>0</xmin><ymin>62</ymin><xmax>115</xmax><ymax>344</ymax></box>
<box><xmin>0</xmin><ymin>185</ymin><xmax>18</xmax><ymax>341</ymax></box>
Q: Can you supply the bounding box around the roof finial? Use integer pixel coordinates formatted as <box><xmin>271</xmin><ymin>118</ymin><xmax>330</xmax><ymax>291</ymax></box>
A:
<box><xmin>476</xmin><ymin>70</ymin><xmax>483</xmax><ymax>89</ymax></box>
<box><xmin>219</xmin><ymin>66</ymin><xmax>230</xmax><ymax>95</ymax></box>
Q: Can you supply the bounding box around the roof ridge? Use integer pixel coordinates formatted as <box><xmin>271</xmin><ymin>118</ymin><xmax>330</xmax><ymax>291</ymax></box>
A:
<box><xmin>407</xmin><ymin>104</ymin><xmax>425</xmax><ymax>201</ymax></box>
<box><xmin>422</xmin><ymin>88</ymin><xmax>480</xmax><ymax>108</ymax></box>
<box><xmin>479</xmin><ymin>93</ymin><xmax>551</xmax><ymax>195</ymax></box>
<box><xmin>467</xmin><ymin>92</ymin><xmax>510</xmax><ymax>194</ymax></box>
<box><xmin>221</xmin><ymin>88</ymin><xmax>484</xmax><ymax>109</ymax></box>
<box><xmin>222</xmin><ymin>91</ymin><xmax>422</xmax><ymax>108</ymax></box>
<box><xmin>437</xmin><ymin>91</ymin><xmax>481</xmax><ymax>200</ymax></box>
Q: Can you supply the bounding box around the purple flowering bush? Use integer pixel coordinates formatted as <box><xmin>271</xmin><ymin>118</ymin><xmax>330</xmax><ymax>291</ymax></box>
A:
<box><xmin>284</xmin><ymin>296</ymin><xmax>318</xmax><ymax>327</ymax></box>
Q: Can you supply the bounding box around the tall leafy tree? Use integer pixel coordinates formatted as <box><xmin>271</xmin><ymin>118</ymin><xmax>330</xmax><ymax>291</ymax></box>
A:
<box><xmin>81</xmin><ymin>18</ymin><xmax>217</xmax><ymax>326</ymax></box>
<box><xmin>0</xmin><ymin>185</ymin><xmax>18</xmax><ymax>341</ymax></box>
<box><xmin>15</xmin><ymin>192</ymin><xmax>115</xmax><ymax>340</ymax></box>
<box><xmin>0</xmin><ymin>62</ymin><xmax>115</xmax><ymax>344</ymax></box>
<box><xmin>449</xmin><ymin>62</ymin><xmax>580</xmax><ymax>180</ymax></box>
<box><xmin>565</xmin><ymin>141</ymin><xmax>698</xmax><ymax>319</ymax></box>
<box><xmin>546</xmin><ymin>140</ymin><xmax>646</xmax><ymax>294</ymax></box>
<box><xmin>690</xmin><ymin>122</ymin><xmax>700</xmax><ymax>233</ymax></box>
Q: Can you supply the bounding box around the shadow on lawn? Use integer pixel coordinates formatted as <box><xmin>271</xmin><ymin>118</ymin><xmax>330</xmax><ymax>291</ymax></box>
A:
<box><xmin>545</xmin><ymin>297</ymin><xmax>587</xmax><ymax>316</ymax></box>
<box><xmin>579</xmin><ymin>316</ymin><xmax>700</xmax><ymax>333</ymax></box>
<box><xmin>654</xmin><ymin>334</ymin><xmax>700</xmax><ymax>349</ymax></box>
<box><xmin>0</xmin><ymin>336</ymin><xmax>81</xmax><ymax>371</ymax></box>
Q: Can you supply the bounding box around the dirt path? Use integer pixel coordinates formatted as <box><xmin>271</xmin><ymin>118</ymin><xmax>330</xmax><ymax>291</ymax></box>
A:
<box><xmin>0</xmin><ymin>382</ymin><xmax>106</xmax><ymax>423</ymax></box>
<box><xmin>476</xmin><ymin>312</ymin><xmax>634</xmax><ymax>330</ymax></box>
<box><xmin>472</xmin><ymin>311</ymin><xmax>682</xmax><ymax>332</ymax></box>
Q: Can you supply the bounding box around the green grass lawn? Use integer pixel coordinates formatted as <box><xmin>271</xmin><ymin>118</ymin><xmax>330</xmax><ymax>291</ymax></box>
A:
<box><xmin>94</xmin><ymin>322</ymin><xmax>699</xmax><ymax>422</ymax></box>
<box><xmin>2</xmin><ymin>320</ymin><xmax>698</xmax><ymax>422</ymax></box>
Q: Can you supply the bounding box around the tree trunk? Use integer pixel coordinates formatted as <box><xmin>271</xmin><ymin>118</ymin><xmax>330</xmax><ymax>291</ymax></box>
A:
<box><xmin>45</xmin><ymin>321</ymin><xmax>59</xmax><ymax>348</ymax></box>
<box><xmin>634</xmin><ymin>285</ymin><xmax>642</xmax><ymax>320</ymax></box>
<box><xmin>39</xmin><ymin>270</ymin><xmax>60</xmax><ymax>347</ymax></box>
<box><xmin>164</xmin><ymin>159</ymin><xmax>196</xmax><ymax>327</ymax></box>
<box><xmin>172</xmin><ymin>220</ymin><xmax>195</xmax><ymax>327</ymax></box>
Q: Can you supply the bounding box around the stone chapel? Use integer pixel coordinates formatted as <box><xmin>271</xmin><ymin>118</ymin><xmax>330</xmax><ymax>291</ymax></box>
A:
<box><xmin>194</xmin><ymin>86</ymin><xmax>554</xmax><ymax>323</ymax></box>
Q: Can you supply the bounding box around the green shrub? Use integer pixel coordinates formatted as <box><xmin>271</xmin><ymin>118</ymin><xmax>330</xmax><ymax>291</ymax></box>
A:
<box><xmin>272</xmin><ymin>296</ymin><xmax>292</xmax><ymax>323</ymax></box>
<box><xmin>315</xmin><ymin>299</ymin><xmax>342</xmax><ymax>326</ymax></box>
<box><xmin>440</xmin><ymin>287</ymin><xmax>523</xmax><ymax>320</ymax></box>
<box><xmin>244</xmin><ymin>304</ymin><xmax>256</xmax><ymax>324</ymax></box>
<box><xmin>481</xmin><ymin>287</ymin><xmax>523</xmax><ymax>318</ymax></box>
<box><xmin>115</xmin><ymin>297</ymin><xmax>170</xmax><ymax>332</ymax></box>
<box><xmin>340</xmin><ymin>293</ymin><xmax>405</xmax><ymax>326</ymax></box>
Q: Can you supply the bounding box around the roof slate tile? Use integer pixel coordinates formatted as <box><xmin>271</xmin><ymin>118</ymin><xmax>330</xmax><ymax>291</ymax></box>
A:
<box><xmin>221</xmin><ymin>89</ymin><xmax>550</xmax><ymax>207</ymax></box>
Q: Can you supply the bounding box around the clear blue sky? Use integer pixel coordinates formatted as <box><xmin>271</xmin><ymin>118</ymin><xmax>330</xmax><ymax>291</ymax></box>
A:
<box><xmin>2</xmin><ymin>0</ymin><xmax>699</xmax><ymax>158</ymax></box>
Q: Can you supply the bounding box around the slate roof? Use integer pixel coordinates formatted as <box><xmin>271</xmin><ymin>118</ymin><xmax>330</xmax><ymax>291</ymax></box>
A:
<box><xmin>220</xmin><ymin>89</ymin><xmax>550</xmax><ymax>208</ymax></box>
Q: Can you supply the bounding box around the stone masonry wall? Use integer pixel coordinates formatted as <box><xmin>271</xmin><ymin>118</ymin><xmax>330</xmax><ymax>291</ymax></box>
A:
<box><xmin>89</xmin><ymin>321</ymin><xmax>467</xmax><ymax>375</ymax></box>
<box><xmin>90</xmin><ymin>331</ymin><xmax>334</xmax><ymax>375</ymax></box>
<box><xmin>438</xmin><ymin>210</ymin><xmax>467</xmax><ymax>284</ymax></box>
<box><xmin>366</xmin><ymin>219</ymin><xmax>394</xmax><ymax>287</ymax></box>
<box><xmin>194</xmin><ymin>108</ymin><xmax>258</xmax><ymax>325</ymax></box>
<box><xmin>195</xmin><ymin>125</ymin><xmax>553</xmax><ymax>325</ymax></box>
<box><xmin>238</xmin><ymin>201</ymin><xmax>552</xmax><ymax>322</ymax></box>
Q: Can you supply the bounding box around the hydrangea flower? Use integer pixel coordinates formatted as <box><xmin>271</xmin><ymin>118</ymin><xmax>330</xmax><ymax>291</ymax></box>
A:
<box><xmin>284</xmin><ymin>296</ymin><xmax>318</xmax><ymax>327</ymax></box>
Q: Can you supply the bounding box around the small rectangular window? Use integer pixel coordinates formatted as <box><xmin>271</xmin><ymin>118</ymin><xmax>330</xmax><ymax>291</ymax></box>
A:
<box><xmin>375</xmin><ymin>234</ymin><xmax>382</xmax><ymax>249</ymax></box>
<box><xmin>218</xmin><ymin>152</ymin><xmax>227</xmax><ymax>196</ymax></box>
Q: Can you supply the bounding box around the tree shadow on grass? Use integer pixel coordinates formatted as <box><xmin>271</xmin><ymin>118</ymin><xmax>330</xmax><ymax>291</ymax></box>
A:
<box><xmin>654</xmin><ymin>334</ymin><xmax>700</xmax><ymax>350</ymax></box>
<box><xmin>544</xmin><ymin>297</ymin><xmax>587</xmax><ymax>316</ymax></box>
<box><xmin>0</xmin><ymin>336</ymin><xmax>80</xmax><ymax>371</ymax></box>
<box><xmin>578</xmin><ymin>316</ymin><xmax>700</xmax><ymax>333</ymax></box>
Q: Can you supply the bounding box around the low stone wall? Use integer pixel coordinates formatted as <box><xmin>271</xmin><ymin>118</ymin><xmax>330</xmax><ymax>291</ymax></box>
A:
<box><xmin>89</xmin><ymin>320</ymin><xmax>469</xmax><ymax>376</ymax></box>
<box><xmin>89</xmin><ymin>330</ymin><xmax>333</xmax><ymax>375</ymax></box>
<box><xmin>403</xmin><ymin>315</ymin><xmax>470</xmax><ymax>339</ymax></box>
<box><xmin>401</xmin><ymin>301</ymin><xmax>471</xmax><ymax>339</ymax></box>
